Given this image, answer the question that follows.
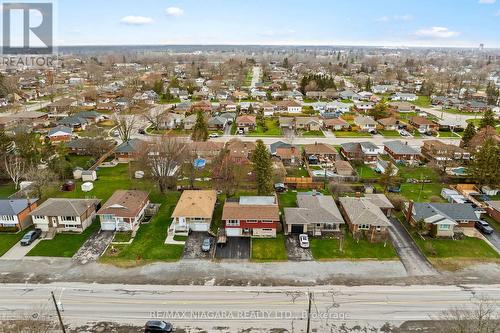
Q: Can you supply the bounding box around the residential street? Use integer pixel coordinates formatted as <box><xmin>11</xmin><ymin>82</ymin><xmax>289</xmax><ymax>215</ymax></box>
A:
<box><xmin>388</xmin><ymin>218</ymin><xmax>437</xmax><ymax>276</ymax></box>
<box><xmin>1</xmin><ymin>283</ymin><xmax>499</xmax><ymax>332</ymax></box>
<box><xmin>250</xmin><ymin>65</ymin><xmax>261</xmax><ymax>89</ymax></box>
<box><xmin>485</xmin><ymin>231</ymin><xmax>500</xmax><ymax>253</ymax></box>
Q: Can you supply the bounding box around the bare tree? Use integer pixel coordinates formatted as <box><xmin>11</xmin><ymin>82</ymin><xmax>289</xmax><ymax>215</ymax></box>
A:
<box><xmin>434</xmin><ymin>296</ymin><xmax>500</xmax><ymax>333</ymax></box>
<box><xmin>143</xmin><ymin>106</ymin><xmax>168</xmax><ymax>131</ymax></box>
<box><xmin>212</xmin><ymin>148</ymin><xmax>236</xmax><ymax>197</ymax></box>
<box><xmin>113</xmin><ymin>114</ymin><xmax>137</xmax><ymax>142</ymax></box>
<box><xmin>24</xmin><ymin>167</ymin><xmax>57</xmax><ymax>199</ymax></box>
<box><xmin>4</xmin><ymin>155</ymin><xmax>25</xmax><ymax>190</ymax></box>
<box><xmin>136</xmin><ymin>136</ymin><xmax>186</xmax><ymax>193</ymax></box>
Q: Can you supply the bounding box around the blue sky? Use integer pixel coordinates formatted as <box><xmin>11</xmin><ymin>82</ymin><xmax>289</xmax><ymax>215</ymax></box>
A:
<box><xmin>5</xmin><ymin>0</ymin><xmax>500</xmax><ymax>47</ymax></box>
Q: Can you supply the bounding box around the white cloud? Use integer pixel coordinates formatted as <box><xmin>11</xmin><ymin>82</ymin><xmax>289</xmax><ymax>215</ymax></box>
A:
<box><xmin>414</xmin><ymin>26</ymin><xmax>459</xmax><ymax>38</ymax></box>
<box><xmin>166</xmin><ymin>7</ymin><xmax>184</xmax><ymax>16</ymax></box>
<box><xmin>496</xmin><ymin>10</ymin><xmax>500</xmax><ymax>15</ymax></box>
<box><xmin>478</xmin><ymin>0</ymin><xmax>496</xmax><ymax>4</ymax></box>
<box><xmin>375</xmin><ymin>16</ymin><xmax>389</xmax><ymax>22</ymax></box>
<box><xmin>120</xmin><ymin>16</ymin><xmax>154</xmax><ymax>25</ymax></box>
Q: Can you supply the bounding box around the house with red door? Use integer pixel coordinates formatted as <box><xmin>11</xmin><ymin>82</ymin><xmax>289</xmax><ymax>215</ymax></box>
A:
<box><xmin>222</xmin><ymin>195</ymin><xmax>280</xmax><ymax>238</ymax></box>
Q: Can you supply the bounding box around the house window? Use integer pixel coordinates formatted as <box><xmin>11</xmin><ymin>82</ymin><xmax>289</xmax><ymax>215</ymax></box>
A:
<box><xmin>261</xmin><ymin>228</ymin><xmax>273</xmax><ymax>232</ymax></box>
<box><xmin>34</xmin><ymin>215</ymin><xmax>45</xmax><ymax>220</ymax></box>
<box><xmin>376</xmin><ymin>226</ymin><xmax>381</xmax><ymax>232</ymax></box>
<box><xmin>64</xmin><ymin>223</ymin><xmax>79</xmax><ymax>229</ymax></box>
<box><xmin>1</xmin><ymin>215</ymin><xmax>14</xmax><ymax>221</ymax></box>
<box><xmin>61</xmin><ymin>216</ymin><xmax>76</xmax><ymax>222</ymax></box>
<box><xmin>226</xmin><ymin>220</ymin><xmax>239</xmax><ymax>227</ymax></box>
<box><xmin>358</xmin><ymin>224</ymin><xmax>370</xmax><ymax>230</ymax></box>
<box><xmin>247</xmin><ymin>220</ymin><xmax>257</xmax><ymax>223</ymax></box>
<box><xmin>438</xmin><ymin>224</ymin><xmax>451</xmax><ymax>230</ymax></box>
<box><xmin>102</xmin><ymin>214</ymin><xmax>114</xmax><ymax>221</ymax></box>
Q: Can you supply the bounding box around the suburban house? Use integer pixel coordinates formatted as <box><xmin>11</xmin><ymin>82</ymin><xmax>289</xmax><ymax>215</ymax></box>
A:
<box><xmin>275</xmin><ymin>145</ymin><xmax>302</xmax><ymax>166</ymax></box>
<box><xmin>114</xmin><ymin>139</ymin><xmax>144</xmax><ymax>162</ymax></box>
<box><xmin>391</xmin><ymin>92</ymin><xmax>417</xmax><ymax>102</ymax></box>
<box><xmin>284</xmin><ymin>192</ymin><xmax>344</xmax><ymax>235</ymax></box>
<box><xmin>222</xmin><ymin>196</ymin><xmax>280</xmax><ymax>238</ymax></box>
<box><xmin>98</xmin><ymin>190</ymin><xmax>150</xmax><ymax>231</ymax></box>
<box><xmin>295</xmin><ymin>117</ymin><xmax>322</xmax><ymax>131</ymax></box>
<box><xmin>158</xmin><ymin>113</ymin><xmax>184</xmax><ymax>130</ymax></box>
<box><xmin>354</xmin><ymin>101</ymin><xmax>374</xmax><ymax>112</ymax></box>
<box><xmin>303</xmin><ymin>143</ymin><xmax>339</xmax><ymax>165</ymax></box>
<box><xmin>354</xmin><ymin>115</ymin><xmax>377</xmax><ymax>132</ymax></box>
<box><xmin>170</xmin><ymin>190</ymin><xmax>217</xmax><ymax>234</ymax></box>
<box><xmin>30</xmin><ymin>198</ymin><xmax>101</xmax><ymax>233</ymax></box>
<box><xmin>409</xmin><ymin>116</ymin><xmax>438</xmax><ymax>133</ymax></box>
<box><xmin>235</xmin><ymin>115</ymin><xmax>256</xmax><ymax>133</ymax></box>
<box><xmin>384</xmin><ymin>140</ymin><xmax>421</xmax><ymax>165</ymax></box>
<box><xmin>339</xmin><ymin>90</ymin><xmax>362</xmax><ymax>101</ymax></box>
<box><xmin>276</xmin><ymin>100</ymin><xmax>302</xmax><ymax>113</ymax></box>
<box><xmin>207</xmin><ymin>116</ymin><xmax>228</xmax><ymax>130</ymax></box>
<box><xmin>226</xmin><ymin>139</ymin><xmax>255</xmax><ymax>165</ymax></box>
<box><xmin>323</xmin><ymin>118</ymin><xmax>350</xmax><ymax>131</ymax></box>
<box><xmin>338</xmin><ymin>196</ymin><xmax>392</xmax><ymax>243</ymax></box>
<box><xmin>389</xmin><ymin>102</ymin><xmax>415</xmax><ymax>113</ymax></box>
<box><xmin>190</xmin><ymin>141</ymin><xmax>225</xmax><ymax>162</ymax></box>
<box><xmin>47</xmin><ymin>126</ymin><xmax>73</xmax><ymax>143</ymax></box>
<box><xmin>377</xmin><ymin>117</ymin><xmax>399</xmax><ymax>131</ymax></box>
<box><xmin>0</xmin><ymin>198</ymin><xmax>38</xmax><ymax>230</ymax></box>
<box><xmin>324</xmin><ymin>101</ymin><xmax>351</xmax><ymax>114</ymax></box>
<box><xmin>279</xmin><ymin>117</ymin><xmax>295</xmax><ymax>130</ymax></box>
<box><xmin>485</xmin><ymin>201</ymin><xmax>500</xmax><ymax>223</ymax></box>
<box><xmin>47</xmin><ymin>98</ymin><xmax>77</xmax><ymax>114</ymax></box>
<box><xmin>183</xmin><ymin>114</ymin><xmax>198</xmax><ymax>130</ymax></box>
<box><xmin>421</xmin><ymin>140</ymin><xmax>471</xmax><ymax>166</ymax></box>
<box><xmin>404</xmin><ymin>202</ymin><xmax>481</xmax><ymax>237</ymax></box>
<box><xmin>467</xmin><ymin>126</ymin><xmax>500</xmax><ymax>152</ymax></box>
<box><xmin>340</xmin><ymin>141</ymin><xmax>381</xmax><ymax>164</ymax></box>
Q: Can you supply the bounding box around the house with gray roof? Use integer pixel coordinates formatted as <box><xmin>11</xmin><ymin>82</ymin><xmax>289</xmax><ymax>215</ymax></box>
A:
<box><xmin>405</xmin><ymin>202</ymin><xmax>481</xmax><ymax>237</ymax></box>
<box><xmin>207</xmin><ymin>116</ymin><xmax>228</xmax><ymax>130</ymax></box>
<box><xmin>284</xmin><ymin>193</ymin><xmax>344</xmax><ymax>236</ymax></box>
<box><xmin>340</xmin><ymin>141</ymin><xmax>381</xmax><ymax>164</ymax></box>
<box><xmin>339</xmin><ymin>196</ymin><xmax>392</xmax><ymax>243</ymax></box>
<box><xmin>114</xmin><ymin>138</ymin><xmax>145</xmax><ymax>162</ymax></box>
<box><xmin>29</xmin><ymin>198</ymin><xmax>101</xmax><ymax>233</ymax></box>
<box><xmin>384</xmin><ymin>140</ymin><xmax>421</xmax><ymax>165</ymax></box>
<box><xmin>0</xmin><ymin>198</ymin><xmax>39</xmax><ymax>230</ymax></box>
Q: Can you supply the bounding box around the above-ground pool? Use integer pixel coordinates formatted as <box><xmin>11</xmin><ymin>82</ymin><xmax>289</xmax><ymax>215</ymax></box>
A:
<box><xmin>194</xmin><ymin>158</ymin><xmax>206</xmax><ymax>169</ymax></box>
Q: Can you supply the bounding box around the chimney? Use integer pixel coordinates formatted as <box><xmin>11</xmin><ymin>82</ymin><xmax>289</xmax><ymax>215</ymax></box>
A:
<box><xmin>406</xmin><ymin>200</ymin><xmax>414</xmax><ymax>223</ymax></box>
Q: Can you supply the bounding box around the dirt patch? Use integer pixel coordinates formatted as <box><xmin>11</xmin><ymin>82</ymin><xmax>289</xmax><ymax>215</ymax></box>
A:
<box><xmin>73</xmin><ymin>230</ymin><xmax>114</xmax><ymax>265</ymax></box>
<box><xmin>285</xmin><ymin>235</ymin><xmax>313</xmax><ymax>261</ymax></box>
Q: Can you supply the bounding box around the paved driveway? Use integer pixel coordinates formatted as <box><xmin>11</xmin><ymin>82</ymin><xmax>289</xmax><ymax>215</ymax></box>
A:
<box><xmin>72</xmin><ymin>230</ymin><xmax>114</xmax><ymax>265</ymax></box>
<box><xmin>484</xmin><ymin>231</ymin><xmax>500</xmax><ymax>253</ymax></box>
<box><xmin>285</xmin><ymin>235</ymin><xmax>313</xmax><ymax>261</ymax></box>
<box><xmin>215</xmin><ymin>238</ymin><xmax>250</xmax><ymax>260</ymax></box>
<box><xmin>389</xmin><ymin>218</ymin><xmax>437</xmax><ymax>276</ymax></box>
<box><xmin>0</xmin><ymin>239</ymin><xmax>41</xmax><ymax>260</ymax></box>
<box><xmin>183</xmin><ymin>232</ymin><xmax>214</xmax><ymax>259</ymax></box>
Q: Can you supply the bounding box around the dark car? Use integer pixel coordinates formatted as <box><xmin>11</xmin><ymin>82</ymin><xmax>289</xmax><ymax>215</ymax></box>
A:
<box><xmin>138</xmin><ymin>129</ymin><xmax>146</xmax><ymax>135</ymax></box>
<box><xmin>20</xmin><ymin>229</ymin><xmax>42</xmax><ymax>246</ymax></box>
<box><xmin>145</xmin><ymin>321</ymin><xmax>173</xmax><ymax>333</ymax></box>
<box><xmin>475</xmin><ymin>220</ymin><xmax>494</xmax><ymax>235</ymax></box>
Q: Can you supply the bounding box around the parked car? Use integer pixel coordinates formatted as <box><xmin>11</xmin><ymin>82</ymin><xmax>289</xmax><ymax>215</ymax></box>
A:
<box><xmin>208</xmin><ymin>133</ymin><xmax>219</xmax><ymax>138</ymax></box>
<box><xmin>201</xmin><ymin>238</ymin><xmax>212</xmax><ymax>252</ymax></box>
<box><xmin>299</xmin><ymin>234</ymin><xmax>310</xmax><ymax>248</ymax></box>
<box><xmin>112</xmin><ymin>130</ymin><xmax>120</xmax><ymax>137</ymax></box>
<box><xmin>237</xmin><ymin>129</ymin><xmax>244</xmax><ymax>135</ymax></box>
<box><xmin>144</xmin><ymin>320</ymin><xmax>173</xmax><ymax>333</ymax></box>
<box><xmin>138</xmin><ymin>129</ymin><xmax>146</xmax><ymax>135</ymax></box>
<box><xmin>475</xmin><ymin>220</ymin><xmax>494</xmax><ymax>235</ymax></box>
<box><xmin>20</xmin><ymin>229</ymin><xmax>42</xmax><ymax>246</ymax></box>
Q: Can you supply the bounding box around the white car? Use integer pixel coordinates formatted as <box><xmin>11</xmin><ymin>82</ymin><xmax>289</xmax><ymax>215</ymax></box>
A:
<box><xmin>208</xmin><ymin>133</ymin><xmax>219</xmax><ymax>138</ymax></box>
<box><xmin>299</xmin><ymin>234</ymin><xmax>310</xmax><ymax>248</ymax></box>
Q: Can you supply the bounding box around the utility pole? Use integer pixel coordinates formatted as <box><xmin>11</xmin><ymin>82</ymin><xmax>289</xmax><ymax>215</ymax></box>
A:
<box><xmin>306</xmin><ymin>291</ymin><xmax>313</xmax><ymax>333</ymax></box>
<box><xmin>51</xmin><ymin>291</ymin><xmax>66</xmax><ymax>333</ymax></box>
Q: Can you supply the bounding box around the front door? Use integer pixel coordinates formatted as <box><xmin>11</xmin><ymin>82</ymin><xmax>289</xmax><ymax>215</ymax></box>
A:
<box><xmin>51</xmin><ymin>217</ymin><xmax>58</xmax><ymax>228</ymax></box>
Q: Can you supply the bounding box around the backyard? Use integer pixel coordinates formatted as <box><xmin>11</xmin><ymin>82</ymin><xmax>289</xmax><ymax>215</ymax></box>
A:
<box><xmin>248</xmin><ymin>119</ymin><xmax>282</xmax><ymax>136</ymax></box>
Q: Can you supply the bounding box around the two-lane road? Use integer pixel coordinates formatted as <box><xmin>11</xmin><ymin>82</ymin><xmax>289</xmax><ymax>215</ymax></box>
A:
<box><xmin>1</xmin><ymin>283</ymin><xmax>498</xmax><ymax>332</ymax></box>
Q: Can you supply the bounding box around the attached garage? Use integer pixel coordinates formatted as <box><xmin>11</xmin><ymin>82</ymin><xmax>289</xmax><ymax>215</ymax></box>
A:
<box><xmin>225</xmin><ymin>228</ymin><xmax>241</xmax><ymax>237</ymax></box>
<box><xmin>190</xmin><ymin>222</ymin><xmax>209</xmax><ymax>232</ymax></box>
<box><xmin>290</xmin><ymin>224</ymin><xmax>305</xmax><ymax>234</ymax></box>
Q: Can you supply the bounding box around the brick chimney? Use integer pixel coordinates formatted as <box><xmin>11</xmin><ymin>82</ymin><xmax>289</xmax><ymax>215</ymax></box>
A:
<box><xmin>406</xmin><ymin>200</ymin><xmax>414</xmax><ymax>223</ymax></box>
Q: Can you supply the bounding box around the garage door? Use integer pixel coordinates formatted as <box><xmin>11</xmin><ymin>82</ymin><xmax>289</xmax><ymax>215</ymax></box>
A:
<box><xmin>191</xmin><ymin>223</ymin><xmax>209</xmax><ymax>232</ymax></box>
<box><xmin>291</xmin><ymin>225</ymin><xmax>304</xmax><ymax>234</ymax></box>
<box><xmin>226</xmin><ymin>228</ymin><xmax>241</xmax><ymax>237</ymax></box>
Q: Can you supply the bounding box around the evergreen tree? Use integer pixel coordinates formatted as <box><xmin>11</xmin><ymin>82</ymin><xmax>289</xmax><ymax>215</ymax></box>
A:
<box><xmin>152</xmin><ymin>80</ymin><xmax>164</xmax><ymax>95</ymax></box>
<box><xmin>283</xmin><ymin>57</ymin><xmax>289</xmax><ymax>69</ymax></box>
<box><xmin>191</xmin><ymin>112</ymin><xmax>208</xmax><ymax>142</ymax></box>
<box><xmin>461</xmin><ymin>122</ymin><xmax>476</xmax><ymax>147</ymax></box>
<box><xmin>369</xmin><ymin>101</ymin><xmax>389</xmax><ymax>120</ymax></box>
<box><xmin>479</xmin><ymin>109</ymin><xmax>496</xmax><ymax>129</ymax></box>
<box><xmin>251</xmin><ymin>140</ymin><xmax>273</xmax><ymax>195</ymax></box>
<box><xmin>365</xmin><ymin>77</ymin><xmax>372</xmax><ymax>91</ymax></box>
<box><xmin>486</xmin><ymin>81</ymin><xmax>499</xmax><ymax>105</ymax></box>
<box><xmin>467</xmin><ymin>138</ymin><xmax>500</xmax><ymax>186</ymax></box>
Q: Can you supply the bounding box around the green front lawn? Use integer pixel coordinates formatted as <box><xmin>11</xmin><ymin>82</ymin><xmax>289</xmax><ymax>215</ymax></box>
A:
<box><xmin>379</xmin><ymin>130</ymin><xmax>401</xmax><ymax>137</ymax></box>
<box><xmin>252</xmin><ymin>234</ymin><xmax>287</xmax><ymax>261</ymax></box>
<box><xmin>113</xmin><ymin>232</ymin><xmax>132</xmax><ymax>243</ymax></box>
<box><xmin>27</xmin><ymin>221</ymin><xmax>100</xmax><ymax>257</ymax></box>
<box><xmin>248</xmin><ymin>119</ymin><xmax>282</xmax><ymax>136</ymax></box>
<box><xmin>414</xmin><ymin>236</ymin><xmax>499</xmax><ymax>259</ymax></box>
<box><xmin>334</xmin><ymin>131</ymin><xmax>372</xmax><ymax>138</ymax></box>
<box><xmin>0</xmin><ymin>228</ymin><xmax>32</xmax><ymax>256</ymax></box>
<box><xmin>300</xmin><ymin>130</ymin><xmax>325</xmax><ymax>137</ymax></box>
<box><xmin>100</xmin><ymin>192</ymin><xmax>184</xmax><ymax>266</ymax></box>
<box><xmin>310</xmin><ymin>232</ymin><xmax>398</xmax><ymax>260</ymax></box>
<box><xmin>437</xmin><ymin>131</ymin><xmax>461</xmax><ymax>138</ymax></box>
<box><xmin>286</xmin><ymin>167</ymin><xmax>309</xmax><ymax>178</ymax></box>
